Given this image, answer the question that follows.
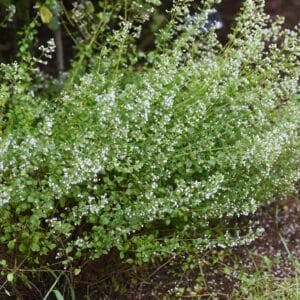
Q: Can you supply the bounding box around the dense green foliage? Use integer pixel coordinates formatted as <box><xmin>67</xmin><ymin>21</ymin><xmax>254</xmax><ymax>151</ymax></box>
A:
<box><xmin>0</xmin><ymin>0</ymin><xmax>299</xmax><ymax>285</ymax></box>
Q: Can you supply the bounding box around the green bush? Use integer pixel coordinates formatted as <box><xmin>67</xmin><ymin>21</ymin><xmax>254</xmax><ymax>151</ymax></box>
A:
<box><xmin>0</xmin><ymin>0</ymin><xmax>299</xmax><ymax>280</ymax></box>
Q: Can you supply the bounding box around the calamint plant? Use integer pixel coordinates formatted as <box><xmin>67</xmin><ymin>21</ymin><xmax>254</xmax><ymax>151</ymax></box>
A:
<box><xmin>0</xmin><ymin>0</ymin><xmax>299</xmax><ymax>289</ymax></box>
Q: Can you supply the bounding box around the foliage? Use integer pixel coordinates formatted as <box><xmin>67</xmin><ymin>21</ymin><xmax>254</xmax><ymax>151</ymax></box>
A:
<box><xmin>0</xmin><ymin>0</ymin><xmax>299</xmax><ymax>293</ymax></box>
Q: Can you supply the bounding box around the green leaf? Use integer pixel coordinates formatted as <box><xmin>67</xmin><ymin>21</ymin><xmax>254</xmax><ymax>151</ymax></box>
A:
<box><xmin>19</xmin><ymin>243</ymin><xmax>28</xmax><ymax>253</ymax></box>
<box><xmin>0</xmin><ymin>259</ymin><xmax>7</xmax><ymax>267</ymax></box>
<box><xmin>48</xmin><ymin>15</ymin><xmax>59</xmax><ymax>31</ymax></box>
<box><xmin>126</xmin><ymin>258</ymin><xmax>134</xmax><ymax>264</ymax></box>
<box><xmin>30</xmin><ymin>242</ymin><xmax>40</xmax><ymax>252</ymax></box>
<box><xmin>7</xmin><ymin>240</ymin><xmax>15</xmax><ymax>250</ymax></box>
<box><xmin>165</xmin><ymin>219</ymin><xmax>171</xmax><ymax>225</ymax></box>
<box><xmin>65</xmin><ymin>246</ymin><xmax>73</xmax><ymax>254</ymax></box>
<box><xmin>291</xmin><ymin>94</ymin><xmax>300</xmax><ymax>101</ymax></box>
<box><xmin>7</xmin><ymin>273</ymin><xmax>14</xmax><ymax>282</ymax></box>
<box><xmin>74</xmin><ymin>268</ymin><xmax>81</xmax><ymax>276</ymax></box>
<box><xmin>30</xmin><ymin>233</ymin><xmax>43</xmax><ymax>252</ymax></box>
<box><xmin>101</xmin><ymin>216</ymin><xmax>110</xmax><ymax>225</ymax></box>
<box><xmin>40</xmin><ymin>6</ymin><xmax>53</xmax><ymax>24</ymax></box>
<box><xmin>59</xmin><ymin>197</ymin><xmax>66</xmax><ymax>208</ymax></box>
<box><xmin>52</xmin><ymin>289</ymin><xmax>64</xmax><ymax>300</ymax></box>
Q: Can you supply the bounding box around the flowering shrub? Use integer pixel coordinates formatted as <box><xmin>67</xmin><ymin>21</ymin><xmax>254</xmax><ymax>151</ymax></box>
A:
<box><xmin>0</xmin><ymin>0</ymin><xmax>299</xmax><ymax>279</ymax></box>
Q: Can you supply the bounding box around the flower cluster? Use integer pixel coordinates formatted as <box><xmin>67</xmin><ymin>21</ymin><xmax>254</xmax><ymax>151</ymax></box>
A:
<box><xmin>35</xmin><ymin>38</ymin><xmax>56</xmax><ymax>65</ymax></box>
